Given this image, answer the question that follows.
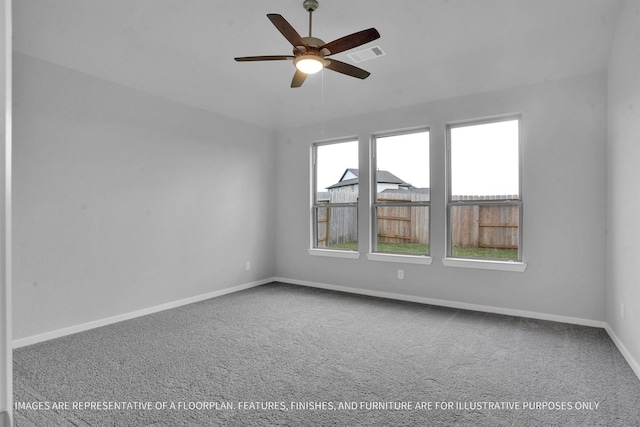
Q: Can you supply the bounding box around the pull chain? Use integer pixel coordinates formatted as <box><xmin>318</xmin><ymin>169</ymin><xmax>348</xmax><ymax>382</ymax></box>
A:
<box><xmin>321</xmin><ymin>67</ymin><xmax>326</xmax><ymax>135</ymax></box>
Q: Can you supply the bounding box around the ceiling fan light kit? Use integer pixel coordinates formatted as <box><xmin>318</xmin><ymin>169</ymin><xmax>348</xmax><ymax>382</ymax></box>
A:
<box><xmin>294</xmin><ymin>55</ymin><xmax>324</xmax><ymax>74</ymax></box>
<box><xmin>234</xmin><ymin>0</ymin><xmax>380</xmax><ymax>88</ymax></box>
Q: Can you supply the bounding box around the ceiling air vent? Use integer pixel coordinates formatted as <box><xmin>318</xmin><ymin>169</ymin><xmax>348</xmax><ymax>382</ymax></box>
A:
<box><xmin>347</xmin><ymin>45</ymin><xmax>386</xmax><ymax>63</ymax></box>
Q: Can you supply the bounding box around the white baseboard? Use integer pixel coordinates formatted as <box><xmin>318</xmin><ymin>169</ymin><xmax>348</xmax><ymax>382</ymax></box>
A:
<box><xmin>604</xmin><ymin>325</ymin><xmax>640</xmax><ymax>381</ymax></box>
<box><xmin>13</xmin><ymin>278</ymin><xmax>272</xmax><ymax>348</ymax></box>
<box><xmin>273</xmin><ymin>276</ymin><xmax>607</xmax><ymax>328</ymax></box>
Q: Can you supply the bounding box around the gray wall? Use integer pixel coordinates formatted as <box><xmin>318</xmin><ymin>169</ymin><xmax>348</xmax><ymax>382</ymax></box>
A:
<box><xmin>12</xmin><ymin>53</ymin><xmax>276</xmax><ymax>340</ymax></box>
<box><xmin>606</xmin><ymin>0</ymin><xmax>640</xmax><ymax>372</ymax></box>
<box><xmin>275</xmin><ymin>71</ymin><xmax>608</xmax><ymax>322</ymax></box>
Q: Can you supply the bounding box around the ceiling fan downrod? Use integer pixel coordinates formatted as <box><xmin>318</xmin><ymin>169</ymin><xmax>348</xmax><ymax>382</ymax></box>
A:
<box><xmin>303</xmin><ymin>0</ymin><xmax>319</xmax><ymax>37</ymax></box>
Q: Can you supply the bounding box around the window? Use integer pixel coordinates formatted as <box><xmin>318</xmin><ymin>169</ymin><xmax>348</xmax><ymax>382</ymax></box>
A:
<box><xmin>372</xmin><ymin>130</ymin><xmax>430</xmax><ymax>257</ymax></box>
<box><xmin>312</xmin><ymin>139</ymin><xmax>359</xmax><ymax>252</ymax></box>
<box><xmin>447</xmin><ymin>116</ymin><xmax>522</xmax><ymax>262</ymax></box>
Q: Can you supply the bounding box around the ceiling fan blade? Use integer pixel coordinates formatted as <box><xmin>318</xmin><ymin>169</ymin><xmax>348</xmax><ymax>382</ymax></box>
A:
<box><xmin>325</xmin><ymin>59</ymin><xmax>371</xmax><ymax>79</ymax></box>
<box><xmin>267</xmin><ymin>14</ymin><xmax>307</xmax><ymax>47</ymax></box>
<box><xmin>291</xmin><ymin>69</ymin><xmax>308</xmax><ymax>88</ymax></box>
<box><xmin>235</xmin><ymin>55</ymin><xmax>294</xmax><ymax>62</ymax></box>
<box><xmin>320</xmin><ymin>28</ymin><xmax>380</xmax><ymax>55</ymax></box>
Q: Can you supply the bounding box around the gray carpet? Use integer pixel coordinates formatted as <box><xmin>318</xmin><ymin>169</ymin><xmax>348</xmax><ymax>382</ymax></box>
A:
<box><xmin>13</xmin><ymin>282</ymin><xmax>640</xmax><ymax>426</ymax></box>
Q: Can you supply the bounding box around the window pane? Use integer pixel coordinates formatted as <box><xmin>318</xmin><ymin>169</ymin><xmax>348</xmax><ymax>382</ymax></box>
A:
<box><xmin>450</xmin><ymin>204</ymin><xmax>519</xmax><ymax>260</ymax></box>
<box><xmin>314</xmin><ymin>206</ymin><xmax>358</xmax><ymax>250</ymax></box>
<box><xmin>313</xmin><ymin>140</ymin><xmax>359</xmax><ymax>252</ymax></box>
<box><xmin>376</xmin><ymin>131</ymin><xmax>430</xmax><ymax>201</ymax></box>
<box><xmin>316</xmin><ymin>140</ymin><xmax>359</xmax><ymax>199</ymax></box>
<box><xmin>375</xmin><ymin>206</ymin><xmax>429</xmax><ymax>255</ymax></box>
<box><xmin>450</xmin><ymin>120</ymin><xmax>519</xmax><ymax>200</ymax></box>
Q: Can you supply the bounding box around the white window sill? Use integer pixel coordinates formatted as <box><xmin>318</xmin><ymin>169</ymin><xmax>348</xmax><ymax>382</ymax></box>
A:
<box><xmin>367</xmin><ymin>253</ymin><xmax>433</xmax><ymax>265</ymax></box>
<box><xmin>442</xmin><ymin>257</ymin><xmax>527</xmax><ymax>272</ymax></box>
<box><xmin>308</xmin><ymin>249</ymin><xmax>361</xmax><ymax>259</ymax></box>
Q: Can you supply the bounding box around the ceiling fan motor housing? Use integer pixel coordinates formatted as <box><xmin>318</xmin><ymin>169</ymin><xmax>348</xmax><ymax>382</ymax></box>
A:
<box><xmin>301</xmin><ymin>36</ymin><xmax>325</xmax><ymax>48</ymax></box>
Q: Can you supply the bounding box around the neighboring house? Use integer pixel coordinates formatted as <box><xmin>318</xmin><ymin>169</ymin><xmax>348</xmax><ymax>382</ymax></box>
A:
<box><xmin>326</xmin><ymin>168</ymin><xmax>421</xmax><ymax>193</ymax></box>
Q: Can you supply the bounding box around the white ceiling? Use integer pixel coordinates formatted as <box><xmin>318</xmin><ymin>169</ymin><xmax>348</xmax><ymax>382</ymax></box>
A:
<box><xmin>13</xmin><ymin>0</ymin><xmax>623</xmax><ymax>130</ymax></box>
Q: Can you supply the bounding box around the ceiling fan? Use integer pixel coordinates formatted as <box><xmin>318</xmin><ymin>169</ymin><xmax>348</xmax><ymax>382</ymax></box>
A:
<box><xmin>234</xmin><ymin>0</ymin><xmax>380</xmax><ymax>88</ymax></box>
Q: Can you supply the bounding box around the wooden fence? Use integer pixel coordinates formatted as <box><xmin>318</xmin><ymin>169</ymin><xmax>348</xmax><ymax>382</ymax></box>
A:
<box><xmin>316</xmin><ymin>191</ymin><xmax>518</xmax><ymax>249</ymax></box>
<box><xmin>316</xmin><ymin>191</ymin><xmax>358</xmax><ymax>247</ymax></box>
<box><xmin>376</xmin><ymin>193</ymin><xmax>429</xmax><ymax>244</ymax></box>
<box><xmin>450</xmin><ymin>195</ymin><xmax>519</xmax><ymax>249</ymax></box>
<box><xmin>450</xmin><ymin>204</ymin><xmax>519</xmax><ymax>249</ymax></box>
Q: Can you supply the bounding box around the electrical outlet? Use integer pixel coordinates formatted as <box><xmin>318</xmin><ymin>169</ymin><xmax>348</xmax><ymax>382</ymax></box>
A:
<box><xmin>245</xmin><ymin>261</ymin><xmax>251</xmax><ymax>271</ymax></box>
<box><xmin>621</xmin><ymin>303</ymin><xmax>625</xmax><ymax>320</ymax></box>
<box><xmin>397</xmin><ymin>269</ymin><xmax>404</xmax><ymax>280</ymax></box>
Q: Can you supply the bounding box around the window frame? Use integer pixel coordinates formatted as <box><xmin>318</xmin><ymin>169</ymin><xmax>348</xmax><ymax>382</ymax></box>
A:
<box><xmin>445</xmin><ymin>114</ymin><xmax>525</xmax><ymax>268</ymax></box>
<box><xmin>309</xmin><ymin>138</ymin><xmax>360</xmax><ymax>258</ymax></box>
<box><xmin>369</xmin><ymin>127</ymin><xmax>432</xmax><ymax>263</ymax></box>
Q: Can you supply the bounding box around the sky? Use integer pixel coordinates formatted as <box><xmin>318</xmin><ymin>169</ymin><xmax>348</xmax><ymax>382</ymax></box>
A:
<box><xmin>450</xmin><ymin>120</ymin><xmax>519</xmax><ymax>196</ymax></box>
<box><xmin>315</xmin><ymin>119</ymin><xmax>519</xmax><ymax>196</ymax></box>
<box><xmin>376</xmin><ymin>132</ymin><xmax>430</xmax><ymax>189</ymax></box>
